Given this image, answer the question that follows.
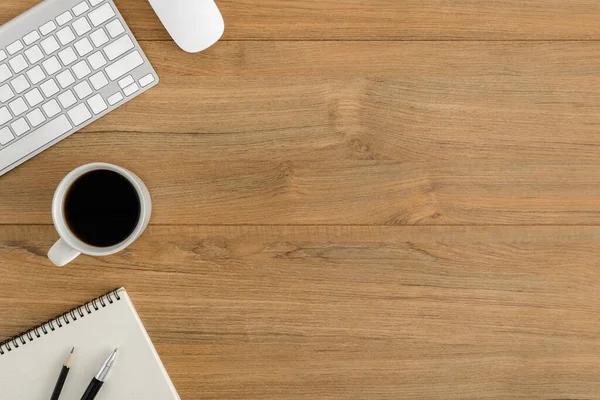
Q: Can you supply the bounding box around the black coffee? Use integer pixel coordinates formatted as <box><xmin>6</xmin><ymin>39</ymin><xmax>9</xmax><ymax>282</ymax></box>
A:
<box><xmin>64</xmin><ymin>169</ymin><xmax>141</xmax><ymax>247</ymax></box>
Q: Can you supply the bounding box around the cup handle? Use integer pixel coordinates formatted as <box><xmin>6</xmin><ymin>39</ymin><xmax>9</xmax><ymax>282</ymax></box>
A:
<box><xmin>48</xmin><ymin>238</ymin><xmax>81</xmax><ymax>267</ymax></box>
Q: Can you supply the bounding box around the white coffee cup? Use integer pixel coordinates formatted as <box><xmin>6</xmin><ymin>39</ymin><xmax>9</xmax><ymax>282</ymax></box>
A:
<box><xmin>48</xmin><ymin>163</ymin><xmax>152</xmax><ymax>266</ymax></box>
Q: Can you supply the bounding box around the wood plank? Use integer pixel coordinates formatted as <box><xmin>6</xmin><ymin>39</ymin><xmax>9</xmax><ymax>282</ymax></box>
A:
<box><xmin>3</xmin><ymin>0</ymin><xmax>600</xmax><ymax>41</ymax></box>
<box><xmin>1</xmin><ymin>225</ymin><xmax>600</xmax><ymax>399</ymax></box>
<box><xmin>2</xmin><ymin>74</ymin><xmax>600</xmax><ymax>225</ymax></box>
<box><xmin>143</xmin><ymin>41</ymin><xmax>600</xmax><ymax>77</ymax></box>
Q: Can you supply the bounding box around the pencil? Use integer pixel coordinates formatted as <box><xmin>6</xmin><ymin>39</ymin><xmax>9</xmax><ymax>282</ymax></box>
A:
<box><xmin>50</xmin><ymin>347</ymin><xmax>74</xmax><ymax>400</ymax></box>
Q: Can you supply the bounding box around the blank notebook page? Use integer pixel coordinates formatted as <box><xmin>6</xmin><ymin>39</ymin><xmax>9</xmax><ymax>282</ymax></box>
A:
<box><xmin>0</xmin><ymin>288</ymin><xmax>180</xmax><ymax>400</ymax></box>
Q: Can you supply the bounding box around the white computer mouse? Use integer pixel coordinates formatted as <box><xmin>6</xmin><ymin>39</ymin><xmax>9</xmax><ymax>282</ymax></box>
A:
<box><xmin>147</xmin><ymin>0</ymin><xmax>225</xmax><ymax>53</ymax></box>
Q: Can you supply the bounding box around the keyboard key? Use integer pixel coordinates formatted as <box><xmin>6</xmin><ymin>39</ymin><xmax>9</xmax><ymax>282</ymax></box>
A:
<box><xmin>9</xmin><ymin>97</ymin><xmax>27</xmax><ymax>116</ymax></box>
<box><xmin>103</xmin><ymin>35</ymin><xmax>134</xmax><ymax>61</ymax></box>
<box><xmin>56</xmin><ymin>11</ymin><xmax>73</xmax><ymax>26</ymax></box>
<box><xmin>90</xmin><ymin>28</ymin><xmax>109</xmax><ymax>47</ymax></box>
<box><xmin>0</xmin><ymin>127</ymin><xmax>14</xmax><ymax>145</ymax></box>
<box><xmin>73</xmin><ymin>1</ymin><xmax>90</xmax><ymax>16</ymax></box>
<box><xmin>58</xmin><ymin>90</ymin><xmax>77</xmax><ymax>108</ymax></box>
<box><xmin>41</xmin><ymin>36</ymin><xmax>60</xmax><ymax>55</ymax></box>
<box><xmin>105</xmin><ymin>20</ymin><xmax>124</xmax><ymax>38</ymax></box>
<box><xmin>74</xmin><ymin>37</ymin><xmax>93</xmax><ymax>56</ymax></box>
<box><xmin>118</xmin><ymin>75</ymin><xmax>134</xmax><ymax>89</ymax></box>
<box><xmin>0</xmin><ymin>50</ymin><xmax>6</xmax><ymax>62</ymax></box>
<box><xmin>0</xmin><ymin>64</ymin><xmax>13</xmax><ymax>83</ymax></box>
<box><xmin>72</xmin><ymin>18</ymin><xmax>92</xmax><ymax>36</ymax></box>
<box><xmin>87</xmin><ymin>51</ymin><xmax>107</xmax><ymax>70</ymax></box>
<box><xmin>74</xmin><ymin>80</ymin><xmax>92</xmax><ymax>99</ymax></box>
<box><xmin>9</xmin><ymin>55</ymin><xmax>28</xmax><ymax>74</ymax></box>
<box><xmin>139</xmin><ymin>74</ymin><xmax>155</xmax><ymax>87</ymax></box>
<box><xmin>42</xmin><ymin>99</ymin><xmax>61</xmax><ymax>118</ymax></box>
<box><xmin>42</xmin><ymin>56</ymin><xmax>61</xmax><ymax>75</ymax></box>
<box><xmin>123</xmin><ymin>82</ymin><xmax>139</xmax><ymax>97</ymax></box>
<box><xmin>88</xmin><ymin>3</ymin><xmax>115</xmax><ymax>26</ymax></box>
<box><xmin>58</xmin><ymin>47</ymin><xmax>78</xmax><ymax>66</ymax></box>
<box><xmin>72</xmin><ymin>60</ymin><xmax>91</xmax><ymax>79</ymax></box>
<box><xmin>105</xmin><ymin>50</ymin><xmax>143</xmax><ymax>80</ymax></box>
<box><xmin>57</xmin><ymin>26</ymin><xmax>76</xmax><ymax>45</ymax></box>
<box><xmin>23</xmin><ymin>31</ymin><xmax>41</xmax><ymax>46</ymax></box>
<box><xmin>11</xmin><ymin>118</ymin><xmax>30</xmax><ymax>136</ymax></box>
<box><xmin>40</xmin><ymin>79</ymin><xmax>59</xmax><ymax>97</ymax></box>
<box><xmin>0</xmin><ymin>84</ymin><xmax>15</xmax><ymax>103</ymax></box>
<box><xmin>24</xmin><ymin>88</ymin><xmax>44</xmax><ymax>107</ymax></box>
<box><xmin>67</xmin><ymin>103</ymin><xmax>92</xmax><ymax>125</ymax></box>
<box><xmin>7</xmin><ymin>40</ymin><xmax>24</xmax><ymax>55</ymax></box>
<box><xmin>87</xmin><ymin>93</ymin><xmax>107</xmax><ymax>114</ymax></box>
<box><xmin>11</xmin><ymin>75</ymin><xmax>30</xmax><ymax>94</ymax></box>
<box><xmin>90</xmin><ymin>0</ymin><xmax>104</xmax><ymax>6</ymax></box>
<box><xmin>0</xmin><ymin>115</ymin><xmax>72</xmax><ymax>169</ymax></box>
<box><xmin>40</xmin><ymin>21</ymin><xmax>57</xmax><ymax>36</ymax></box>
<box><xmin>56</xmin><ymin>69</ymin><xmax>76</xmax><ymax>88</ymax></box>
<box><xmin>26</xmin><ymin>66</ymin><xmax>46</xmax><ymax>85</ymax></box>
<box><xmin>0</xmin><ymin>107</ymin><xmax>11</xmax><ymax>124</ymax></box>
<box><xmin>90</xmin><ymin>71</ymin><xmax>108</xmax><ymax>90</ymax></box>
<box><xmin>24</xmin><ymin>45</ymin><xmax>44</xmax><ymax>64</ymax></box>
<box><xmin>26</xmin><ymin>108</ymin><xmax>46</xmax><ymax>127</ymax></box>
<box><xmin>107</xmin><ymin>92</ymin><xmax>122</xmax><ymax>105</ymax></box>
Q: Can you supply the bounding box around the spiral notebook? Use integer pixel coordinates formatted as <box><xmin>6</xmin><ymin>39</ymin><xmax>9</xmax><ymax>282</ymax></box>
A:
<box><xmin>0</xmin><ymin>288</ymin><xmax>180</xmax><ymax>400</ymax></box>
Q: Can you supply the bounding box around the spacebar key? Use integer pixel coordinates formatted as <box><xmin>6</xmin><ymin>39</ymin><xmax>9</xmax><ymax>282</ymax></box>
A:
<box><xmin>0</xmin><ymin>115</ymin><xmax>72</xmax><ymax>174</ymax></box>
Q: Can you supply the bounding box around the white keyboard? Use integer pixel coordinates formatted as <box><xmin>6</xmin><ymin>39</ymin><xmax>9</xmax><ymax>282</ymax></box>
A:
<box><xmin>0</xmin><ymin>0</ymin><xmax>159</xmax><ymax>176</ymax></box>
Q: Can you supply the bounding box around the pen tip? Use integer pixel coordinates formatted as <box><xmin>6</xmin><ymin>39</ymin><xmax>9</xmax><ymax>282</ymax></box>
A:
<box><xmin>71</xmin><ymin>346</ymin><xmax>75</xmax><ymax>353</ymax></box>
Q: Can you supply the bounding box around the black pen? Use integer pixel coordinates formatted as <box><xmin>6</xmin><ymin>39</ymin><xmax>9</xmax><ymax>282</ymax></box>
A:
<box><xmin>50</xmin><ymin>347</ymin><xmax>74</xmax><ymax>400</ymax></box>
<box><xmin>80</xmin><ymin>349</ymin><xmax>118</xmax><ymax>400</ymax></box>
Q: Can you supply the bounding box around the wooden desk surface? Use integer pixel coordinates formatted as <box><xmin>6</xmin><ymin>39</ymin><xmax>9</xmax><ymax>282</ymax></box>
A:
<box><xmin>2</xmin><ymin>1</ymin><xmax>600</xmax><ymax>398</ymax></box>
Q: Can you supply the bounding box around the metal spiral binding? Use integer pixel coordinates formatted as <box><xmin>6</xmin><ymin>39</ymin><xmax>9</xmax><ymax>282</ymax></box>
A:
<box><xmin>0</xmin><ymin>289</ymin><xmax>122</xmax><ymax>355</ymax></box>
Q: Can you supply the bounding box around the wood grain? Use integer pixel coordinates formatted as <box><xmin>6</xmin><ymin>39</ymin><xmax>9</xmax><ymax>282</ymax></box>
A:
<box><xmin>2</xmin><ymin>225</ymin><xmax>600</xmax><ymax>399</ymax></box>
<box><xmin>2</xmin><ymin>0</ymin><xmax>600</xmax><ymax>398</ymax></box>
<box><xmin>2</xmin><ymin>70</ymin><xmax>600</xmax><ymax>224</ymax></box>
<box><xmin>5</xmin><ymin>154</ymin><xmax>600</xmax><ymax>225</ymax></box>
<box><xmin>141</xmin><ymin>41</ymin><xmax>600</xmax><ymax>77</ymax></box>
<box><xmin>5</xmin><ymin>0</ymin><xmax>600</xmax><ymax>40</ymax></box>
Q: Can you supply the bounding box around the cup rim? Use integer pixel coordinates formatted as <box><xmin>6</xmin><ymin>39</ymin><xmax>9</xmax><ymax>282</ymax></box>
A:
<box><xmin>52</xmin><ymin>162</ymin><xmax>148</xmax><ymax>256</ymax></box>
